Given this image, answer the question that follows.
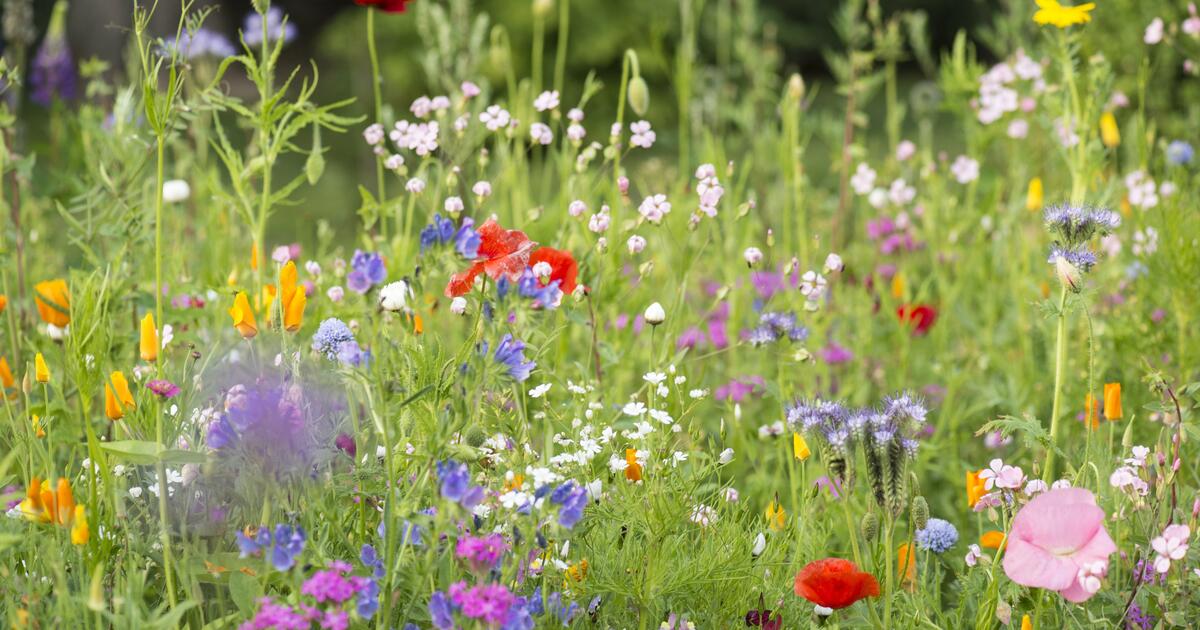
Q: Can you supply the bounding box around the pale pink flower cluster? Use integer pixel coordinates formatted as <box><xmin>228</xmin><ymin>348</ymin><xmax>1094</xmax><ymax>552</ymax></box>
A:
<box><xmin>480</xmin><ymin>105</ymin><xmax>512</xmax><ymax>131</ymax></box>
<box><xmin>694</xmin><ymin>163</ymin><xmax>725</xmax><ymax>217</ymax></box>
<box><xmin>638</xmin><ymin>194</ymin><xmax>671</xmax><ymax>224</ymax></box>
<box><xmin>979</xmin><ymin>458</ymin><xmax>1025</xmax><ymax>490</ymax></box>
<box><xmin>630</xmin><ymin>121</ymin><xmax>656</xmax><ymax>148</ymax></box>
<box><xmin>391</xmin><ymin>120</ymin><xmax>440</xmax><ymax>156</ymax></box>
<box><xmin>1151</xmin><ymin>524</ymin><xmax>1190</xmax><ymax>573</ymax></box>
<box><xmin>410</xmin><ymin>95</ymin><xmax>451</xmax><ymax>118</ymax></box>
<box><xmin>976</xmin><ymin>50</ymin><xmax>1043</xmax><ymax>125</ymax></box>
<box><xmin>1125</xmin><ymin>170</ymin><xmax>1160</xmax><ymax>209</ymax></box>
<box><xmin>950</xmin><ymin>155</ymin><xmax>980</xmax><ymax>185</ymax></box>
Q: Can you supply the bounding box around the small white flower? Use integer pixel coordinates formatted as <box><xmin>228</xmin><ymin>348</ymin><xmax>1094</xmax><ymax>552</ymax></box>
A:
<box><xmin>644</xmin><ymin>302</ymin><xmax>666</xmax><ymax>325</ymax></box>
<box><xmin>162</xmin><ymin>180</ymin><xmax>191</xmax><ymax>203</ymax></box>
<box><xmin>823</xmin><ymin>252</ymin><xmax>843</xmax><ymax>273</ymax></box>
<box><xmin>951</xmin><ymin>155</ymin><xmax>980</xmax><ymax>184</ymax></box>
<box><xmin>533</xmin><ymin>90</ymin><xmax>560</xmax><ymax>111</ymax></box>
<box><xmin>851</xmin><ymin>163</ymin><xmax>876</xmax><ymax>195</ymax></box>
<box><xmin>379</xmin><ymin>281</ymin><xmax>413</xmax><ymax>312</ymax></box>
<box><xmin>450</xmin><ymin>296</ymin><xmax>468</xmax><ymax>315</ymax></box>
<box><xmin>743</xmin><ymin>247</ymin><xmax>763</xmax><ymax>267</ymax></box>
<box><xmin>444</xmin><ymin>196</ymin><xmax>464</xmax><ymax>214</ymax></box>
<box><xmin>128</xmin><ymin>487</ymin><xmax>144</xmax><ymax>499</ymax></box>
<box><xmin>479</xmin><ymin>105</ymin><xmax>512</xmax><ymax>131</ymax></box>
<box><xmin>718</xmin><ymin>448</ymin><xmax>734</xmax><ymax>465</ymax></box>
<box><xmin>622</xmin><ymin>402</ymin><xmax>647</xmax><ymax>416</ymax></box>
<box><xmin>568</xmin><ymin>200</ymin><xmax>587</xmax><ymax>217</ymax></box>
<box><xmin>814</xmin><ymin>605</ymin><xmax>834</xmax><ymax>617</ymax></box>
<box><xmin>638</xmin><ymin>194</ymin><xmax>671</xmax><ymax>224</ymax></box>
<box><xmin>472</xmin><ymin>181</ymin><xmax>492</xmax><ymax>198</ymax></box>
<box><xmin>528</xmin><ymin>383</ymin><xmax>552</xmax><ymax>398</ymax></box>
<box><xmin>530</xmin><ymin>122</ymin><xmax>554</xmax><ymax>145</ymax></box>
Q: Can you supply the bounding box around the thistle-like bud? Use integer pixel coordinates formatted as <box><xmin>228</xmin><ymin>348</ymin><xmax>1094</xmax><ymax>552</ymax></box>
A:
<box><xmin>911</xmin><ymin>495</ymin><xmax>929</xmax><ymax>529</ymax></box>
<box><xmin>465</xmin><ymin>425</ymin><xmax>486</xmax><ymax>448</ymax></box>
<box><xmin>861</xmin><ymin>511</ymin><xmax>879</xmax><ymax>541</ymax></box>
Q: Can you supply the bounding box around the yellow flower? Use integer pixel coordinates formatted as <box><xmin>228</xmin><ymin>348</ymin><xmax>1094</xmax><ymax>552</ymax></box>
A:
<box><xmin>70</xmin><ymin>506</ymin><xmax>89</xmax><ymax>545</ymax></box>
<box><xmin>32</xmin><ymin>414</ymin><xmax>45</xmax><ymax>439</ymax></box>
<box><xmin>1104</xmin><ymin>382</ymin><xmax>1122</xmax><ymax>420</ymax></box>
<box><xmin>251</xmin><ymin>242</ymin><xmax>259</xmax><ymax>271</ymax></box>
<box><xmin>229</xmin><ymin>291</ymin><xmax>258</xmax><ymax>339</ymax></box>
<box><xmin>0</xmin><ymin>294</ymin><xmax>7</xmax><ymax>313</ymax></box>
<box><xmin>20</xmin><ymin>477</ymin><xmax>77</xmax><ymax>526</ymax></box>
<box><xmin>564</xmin><ymin>558</ymin><xmax>588</xmax><ymax>584</ymax></box>
<box><xmin>34</xmin><ymin>352</ymin><xmax>50</xmax><ymax>383</ymax></box>
<box><xmin>1021</xmin><ymin>614</ymin><xmax>1033</xmax><ymax>630</ymax></box>
<box><xmin>140</xmin><ymin>312</ymin><xmax>158</xmax><ymax>362</ymax></box>
<box><xmin>104</xmin><ymin>371</ymin><xmax>137</xmax><ymax>421</ymax></box>
<box><xmin>33</xmin><ymin>279</ymin><xmax>71</xmax><ymax>327</ymax></box>
<box><xmin>793</xmin><ymin>432</ymin><xmax>810</xmax><ymax>460</ymax></box>
<box><xmin>1099</xmin><ymin>111</ymin><xmax>1120</xmax><ymax>147</ymax></box>
<box><xmin>966</xmin><ymin>469</ymin><xmax>987</xmax><ymax>508</ymax></box>
<box><xmin>980</xmin><ymin>530</ymin><xmax>1007</xmax><ymax>550</ymax></box>
<box><xmin>1033</xmin><ymin>0</ymin><xmax>1096</xmax><ymax>28</ymax></box>
<box><xmin>279</xmin><ymin>261</ymin><xmax>306</xmax><ymax>333</ymax></box>
<box><xmin>891</xmin><ymin>271</ymin><xmax>906</xmax><ymax>300</ymax></box>
<box><xmin>1026</xmin><ymin>177</ymin><xmax>1044</xmax><ymax>211</ymax></box>
<box><xmin>765</xmin><ymin>500</ymin><xmax>786</xmax><ymax>532</ymax></box>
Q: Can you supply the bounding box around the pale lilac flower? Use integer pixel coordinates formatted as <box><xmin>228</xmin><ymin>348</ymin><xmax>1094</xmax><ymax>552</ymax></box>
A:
<box><xmin>534</xmin><ymin>90</ymin><xmax>560</xmax><ymax>111</ymax></box>
<box><xmin>630</xmin><ymin>121</ymin><xmax>656</xmax><ymax>148</ymax></box>
<box><xmin>444</xmin><ymin>196</ymin><xmax>464</xmax><ymax>214</ymax></box>
<box><xmin>799</xmin><ymin>271</ymin><xmax>827</xmax><ymax>301</ymax></box>
<box><xmin>1185</xmin><ymin>3</ymin><xmax>1200</xmax><ymax>36</ymax></box>
<box><xmin>568</xmin><ymin>200</ymin><xmax>587</xmax><ymax>217</ymax></box>
<box><xmin>1007</xmin><ymin>119</ymin><xmax>1029</xmax><ymax>139</ymax></box>
<box><xmin>567</xmin><ymin>124</ymin><xmax>586</xmax><ymax>142</ymax></box>
<box><xmin>1144</xmin><ymin>18</ymin><xmax>1164</xmax><ymax>45</ymax></box>
<box><xmin>743</xmin><ymin>247</ymin><xmax>763</xmax><ymax>266</ymax></box>
<box><xmin>384</xmin><ymin>154</ymin><xmax>404</xmax><ymax>170</ymax></box>
<box><xmin>327</xmin><ymin>286</ymin><xmax>345</xmax><ymax>302</ymax></box>
<box><xmin>567</xmin><ymin>108</ymin><xmax>584</xmax><ymax>122</ymax></box>
<box><xmin>1023</xmin><ymin>480</ymin><xmax>1048</xmax><ymax>496</ymax></box>
<box><xmin>588</xmin><ymin>208</ymin><xmax>610</xmax><ymax>233</ymax></box>
<box><xmin>896</xmin><ymin>140</ymin><xmax>916</xmax><ymax>161</ymax></box>
<box><xmin>627</xmin><ymin>235</ymin><xmax>646</xmax><ymax>254</ymax></box>
<box><xmin>410</xmin><ymin>96</ymin><xmax>433</xmax><ymax>118</ymax></box>
<box><xmin>1151</xmin><ymin>525</ymin><xmax>1190</xmax><ymax>573</ymax></box>
<box><xmin>850</xmin><ymin>163</ymin><xmax>876</xmax><ymax>195</ymax></box>
<box><xmin>461</xmin><ymin>81</ymin><xmax>481</xmax><ymax>98</ymax></box>
<box><xmin>472</xmin><ymin>181</ymin><xmax>492</xmax><ymax>198</ymax></box>
<box><xmin>979</xmin><ymin>458</ymin><xmax>1024</xmax><ymax>490</ymax></box>
<box><xmin>888</xmin><ymin>179</ymin><xmax>915</xmax><ymax>205</ymax></box>
<box><xmin>638</xmin><ymin>194</ymin><xmax>671</xmax><ymax>224</ymax></box>
<box><xmin>965</xmin><ymin>544</ymin><xmax>983</xmax><ymax>567</ymax></box>
<box><xmin>363</xmin><ymin>123</ymin><xmax>385</xmax><ymax>146</ymax></box>
<box><xmin>406</xmin><ymin>178</ymin><xmax>426</xmax><ymax>194</ymax></box>
<box><xmin>479</xmin><ymin>105</ymin><xmax>511</xmax><ymax>131</ymax></box>
<box><xmin>951</xmin><ymin>155</ymin><xmax>980</xmax><ymax>184</ymax></box>
<box><xmin>823</xmin><ymin>253</ymin><xmax>843</xmax><ymax>273</ymax></box>
<box><xmin>530</xmin><ymin>122</ymin><xmax>553</xmax><ymax>145</ymax></box>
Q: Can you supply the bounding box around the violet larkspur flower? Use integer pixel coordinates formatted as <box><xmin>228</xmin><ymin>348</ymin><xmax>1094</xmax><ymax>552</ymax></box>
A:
<box><xmin>29</xmin><ymin>5</ymin><xmax>77</xmax><ymax>107</ymax></box>
<box><xmin>429</xmin><ymin>591</ymin><xmax>455</xmax><ymax>629</ymax></box>
<box><xmin>492</xmin><ymin>334</ymin><xmax>536</xmax><ymax>381</ymax></box>
<box><xmin>550</xmin><ymin>481</ymin><xmax>589</xmax><ymax>529</ymax></box>
<box><xmin>420</xmin><ymin>214</ymin><xmax>458</xmax><ymax>253</ymax></box>
<box><xmin>347</xmin><ymin>250</ymin><xmax>387</xmax><ymax>294</ymax></box>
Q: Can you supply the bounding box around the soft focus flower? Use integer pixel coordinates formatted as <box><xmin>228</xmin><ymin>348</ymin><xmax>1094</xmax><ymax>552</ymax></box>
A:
<box><xmin>1033</xmin><ymin>0</ymin><xmax>1096</xmax><ymax>28</ymax></box>
<box><xmin>1144</xmin><ymin>17</ymin><xmax>1164</xmax><ymax>45</ymax></box>
<box><xmin>765</xmin><ymin>500</ymin><xmax>786</xmax><ymax>532</ymax></box>
<box><xmin>279</xmin><ymin>261</ymin><xmax>306</xmax><ymax>333</ymax></box>
<box><xmin>980</xmin><ymin>530</ymin><xmax>1006</xmax><ymax>550</ymax></box>
<box><xmin>793</xmin><ymin>559</ymin><xmax>880</xmax><ymax>609</ymax></box>
<box><xmin>1099</xmin><ymin>112</ymin><xmax>1120</xmax><ymax>147</ymax></box>
<box><xmin>446</xmin><ymin>219</ymin><xmax>535</xmax><ymax>297</ymax></box>
<box><xmin>162</xmin><ymin>179</ymin><xmax>191</xmax><ymax>203</ymax></box>
<box><xmin>950</xmin><ymin>155</ymin><xmax>979</xmax><ymax>184</ymax></box>
<box><xmin>34</xmin><ymin>279</ymin><xmax>71</xmax><ymax>327</ymax></box>
<box><xmin>644</xmin><ymin>302</ymin><xmax>666</xmax><ymax>325</ymax></box>
<box><xmin>228</xmin><ymin>292</ymin><xmax>258</xmax><ymax>339</ymax></box>
<box><xmin>966</xmin><ymin>469</ymin><xmax>987</xmax><ymax>508</ymax></box>
<box><xmin>793</xmin><ymin>433</ymin><xmax>810</xmax><ymax>460</ymax></box>
<box><xmin>1166</xmin><ymin>140</ymin><xmax>1194</xmax><ymax>166</ymax></box>
<box><xmin>896</xmin><ymin>304</ymin><xmax>937</xmax><ymax>336</ymax></box>
<box><xmin>1103</xmin><ymin>383</ymin><xmax>1121</xmax><ymax>420</ymax></box>
<box><xmin>354</xmin><ymin>0</ymin><xmax>411</xmax><ymax>13</ymax></box>
<box><xmin>21</xmin><ymin>478</ymin><xmax>86</xmax><ymax>544</ymax></box>
<box><xmin>34</xmin><ymin>353</ymin><xmax>50</xmax><ymax>384</ymax></box>
<box><xmin>139</xmin><ymin>313</ymin><xmax>158</xmax><ymax>362</ymax></box>
<box><xmin>379</xmin><ymin>281</ymin><xmax>413</xmax><ymax>312</ymax></box>
<box><xmin>104</xmin><ymin>371</ymin><xmax>136</xmax><ymax>421</ymax></box>
<box><xmin>1026</xmin><ymin>177</ymin><xmax>1044</xmax><ymax>211</ymax></box>
<box><xmin>1002</xmin><ymin>488</ymin><xmax>1116</xmax><ymax>602</ymax></box>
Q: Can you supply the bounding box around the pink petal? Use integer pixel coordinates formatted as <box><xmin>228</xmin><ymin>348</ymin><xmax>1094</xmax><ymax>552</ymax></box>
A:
<box><xmin>1068</xmin><ymin>523</ymin><xmax>1117</xmax><ymax>566</ymax></box>
<box><xmin>1002</xmin><ymin>537</ymin><xmax>1079</xmax><ymax>591</ymax></box>
<box><xmin>1058</xmin><ymin>578</ymin><xmax>1097</xmax><ymax>603</ymax></box>
<box><xmin>1011</xmin><ymin>488</ymin><xmax>1104</xmax><ymax>553</ymax></box>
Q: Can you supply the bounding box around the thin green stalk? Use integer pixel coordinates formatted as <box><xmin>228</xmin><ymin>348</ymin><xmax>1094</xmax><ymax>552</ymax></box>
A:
<box><xmin>1043</xmin><ymin>287</ymin><xmax>1069</xmax><ymax>481</ymax></box>
<box><xmin>152</xmin><ymin>133</ymin><xmax>178</xmax><ymax>608</ymax></box>
<box><xmin>552</xmin><ymin>0</ymin><xmax>570</xmax><ymax>95</ymax></box>
<box><xmin>366</xmin><ymin>8</ymin><xmax>388</xmax><ymax>239</ymax></box>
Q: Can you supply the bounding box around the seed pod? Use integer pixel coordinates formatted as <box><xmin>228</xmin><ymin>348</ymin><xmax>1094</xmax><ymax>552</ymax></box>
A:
<box><xmin>861</xmin><ymin>512</ymin><xmax>880</xmax><ymax>541</ymax></box>
<box><xmin>911</xmin><ymin>495</ymin><xmax>930</xmax><ymax>529</ymax></box>
<box><xmin>627</xmin><ymin>76</ymin><xmax>650</xmax><ymax>117</ymax></box>
<box><xmin>465</xmin><ymin>426</ymin><xmax>486</xmax><ymax>448</ymax></box>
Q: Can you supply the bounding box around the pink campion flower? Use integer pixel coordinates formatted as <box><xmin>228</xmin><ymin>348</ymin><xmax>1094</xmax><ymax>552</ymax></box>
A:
<box><xmin>1002</xmin><ymin>488</ymin><xmax>1117</xmax><ymax>603</ymax></box>
<box><xmin>979</xmin><ymin>458</ymin><xmax>1024</xmax><ymax>490</ymax></box>
<box><xmin>1151</xmin><ymin>524</ymin><xmax>1190</xmax><ymax>573</ymax></box>
<box><xmin>964</xmin><ymin>544</ymin><xmax>982</xmax><ymax>567</ymax></box>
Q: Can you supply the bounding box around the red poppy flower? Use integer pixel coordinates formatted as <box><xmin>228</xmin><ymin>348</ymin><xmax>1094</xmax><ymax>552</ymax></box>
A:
<box><xmin>445</xmin><ymin>219</ymin><xmax>535</xmax><ymax>297</ymax></box>
<box><xmin>529</xmin><ymin>247</ymin><xmax>580</xmax><ymax>294</ymax></box>
<box><xmin>355</xmin><ymin>0</ymin><xmax>411</xmax><ymax>13</ymax></box>
<box><xmin>794</xmin><ymin>558</ymin><xmax>880</xmax><ymax>609</ymax></box>
<box><xmin>896</xmin><ymin>303</ymin><xmax>937</xmax><ymax>336</ymax></box>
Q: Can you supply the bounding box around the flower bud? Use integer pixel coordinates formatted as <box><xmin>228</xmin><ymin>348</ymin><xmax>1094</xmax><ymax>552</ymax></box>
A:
<box><xmin>743</xmin><ymin>247</ymin><xmax>763</xmax><ymax>267</ymax></box>
<box><xmin>861</xmin><ymin>511</ymin><xmax>880</xmax><ymax>541</ymax></box>
<box><xmin>627</xmin><ymin>76</ymin><xmax>650</xmax><ymax>117</ymax></box>
<box><xmin>911</xmin><ymin>496</ymin><xmax>930</xmax><ymax>529</ymax></box>
<box><xmin>1054</xmin><ymin>255</ymin><xmax>1081</xmax><ymax>292</ymax></box>
<box><xmin>644</xmin><ymin>302</ymin><xmax>665</xmax><ymax>326</ymax></box>
<box><xmin>787</xmin><ymin>73</ymin><xmax>806</xmax><ymax>102</ymax></box>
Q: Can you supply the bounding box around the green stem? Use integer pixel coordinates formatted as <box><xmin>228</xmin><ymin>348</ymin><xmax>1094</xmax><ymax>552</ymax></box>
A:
<box><xmin>552</xmin><ymin>0</ymin><xmax>570</xmax><ymax>95</ymax></box>
<box><xmin>366</xmin><ymin>8</ymin><xmax>387</xmax><ymax>239</ymax></box>
<box><xmin>152</xmin><ymin>133</ymin><xmax>177</xmax><ymax>608</ymax></box>
<box><xmin>1043</xmin><ymin>287</ymin><xmax>1069</xmax><ymax>481</ymax></box>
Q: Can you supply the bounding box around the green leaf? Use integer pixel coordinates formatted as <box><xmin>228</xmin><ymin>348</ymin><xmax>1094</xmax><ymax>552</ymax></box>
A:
<box><xmin>100</xmin><ymin>441</ymin><xmax>208</xmax><ymax>465</ymax></box>
<box><xmin>228</xmin><ymin>571</ymin><xmax>260</xmax><ymax>615</ymax></box>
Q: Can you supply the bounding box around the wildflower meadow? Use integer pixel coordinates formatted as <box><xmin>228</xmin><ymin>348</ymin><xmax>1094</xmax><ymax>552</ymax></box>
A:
<box><xmin>1</xmin><ymin>0</ymin><xmax>1199</xmax><ymax>627</ymax></box>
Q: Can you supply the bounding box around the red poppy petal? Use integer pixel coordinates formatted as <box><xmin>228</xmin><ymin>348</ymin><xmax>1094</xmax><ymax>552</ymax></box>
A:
<box><xmin>530</xmin><ymin>246</ymin><xmax>580</xmax><ymax>294</ymax></box>
<box><xmin>445</xmin><ymin>264</ymin><xmax>483</xmax><ymax>297</ymax></box>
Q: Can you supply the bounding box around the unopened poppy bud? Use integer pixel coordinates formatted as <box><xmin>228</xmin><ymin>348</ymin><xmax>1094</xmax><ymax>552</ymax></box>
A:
<box><xmin>861</xmin><ymin>511</ymin><xmax>880</xmax><ymax>541</ymax></box>
<box><xmin>627</xmin><ymin>76</ymin><xmax>650</xmax><ymax>117</ymax></box>
<box><xmin>644</xmin><ymin>302</ymin><xmax>665</xmax><ymax>326</ymax></box>
<box><xmin>911</xmin><ymin>496</ymin><xmax>929</xmax><ymax>529</ymax></box>
<box><xmin>765</xmin><ymin>229</ymin><xmax>775</xmax><ymax>248</ymax></box>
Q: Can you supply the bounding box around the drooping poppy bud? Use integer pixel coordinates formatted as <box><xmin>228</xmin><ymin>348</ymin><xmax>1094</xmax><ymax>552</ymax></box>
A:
<box><xmin>1026</xmin><ymin>177</ymin><xmax>1043</xmax><ymax>211</ymax></box>
<box><xmin>1103</xmin><ymin>383</ymin><xmax>1122</xmax><ymax>420</ymax></box>
<box><xmin>104</xmin><ymin>370</ymin><xmax>136</xmax><ymax>421</ymax></box>
<box><xmin>793</xmin><ymin>433</ymin><xmax>810</xmax><ymax>461</ymax></box>
<box><xmin>33</xmin><ymin>279</ymin><xmax>71</xmax><ymax>327</ymax></box>
<box><xmin>1099</xmin><ymin>111</ymin><xmax>1120</xmax><ymax>148</ymax></box>
<box><xmin>34</xmin><ymin>353</ymin><xmax>50</xmax><ymax>383</ymax></box>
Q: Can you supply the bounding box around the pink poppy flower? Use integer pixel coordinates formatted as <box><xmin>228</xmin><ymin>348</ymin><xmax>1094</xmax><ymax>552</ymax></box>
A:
<box><xmin>1002</xmin><ymin>488</ymin><xmax>1117</xmax><ymax>603</ymax></box>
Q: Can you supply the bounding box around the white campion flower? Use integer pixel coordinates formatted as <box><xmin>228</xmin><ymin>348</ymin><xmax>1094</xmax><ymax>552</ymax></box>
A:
<box><xmin>643</xmin><ymin>302</ymin><xmax>666</xmax><ymax>325</ymax></box>
<box><xmin>627</xmin><ymin>235</ymin><xmax>646</xmax><ymax>254</ymax></box>
<box><xmin>379</xmin><ymin>281</ymin><xmax>413</xmax><ymax>312</ymax></box>
<box><xmin>718</xmin><ymin>448</ymin><xmax>734</xmax><ymax>465</ymax></box>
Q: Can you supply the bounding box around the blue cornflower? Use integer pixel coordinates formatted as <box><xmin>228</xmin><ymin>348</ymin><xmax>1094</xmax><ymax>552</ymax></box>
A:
<box><xmin>420</xmin><ymin>214</ymin><xmax>458</xmax><ymax>252</ymax></box>
<box><xmin>1167</xmin><ymin>140</ymin><xmax>1194</xmax><ymax>166</ymax></box>
<box><xmin>915</xmin><ymin>518</ymin><xmax>959</xmax><ymax>553</ymax></box>
<box><xmin>493</xmin><ymin>334</ymin><xmax>536</xmax><ymax>381</ymax></box>
<box><xmin>429</xmin><ymin>591</ymin><xmax>455</xmax><ymax>630</ymax></box>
